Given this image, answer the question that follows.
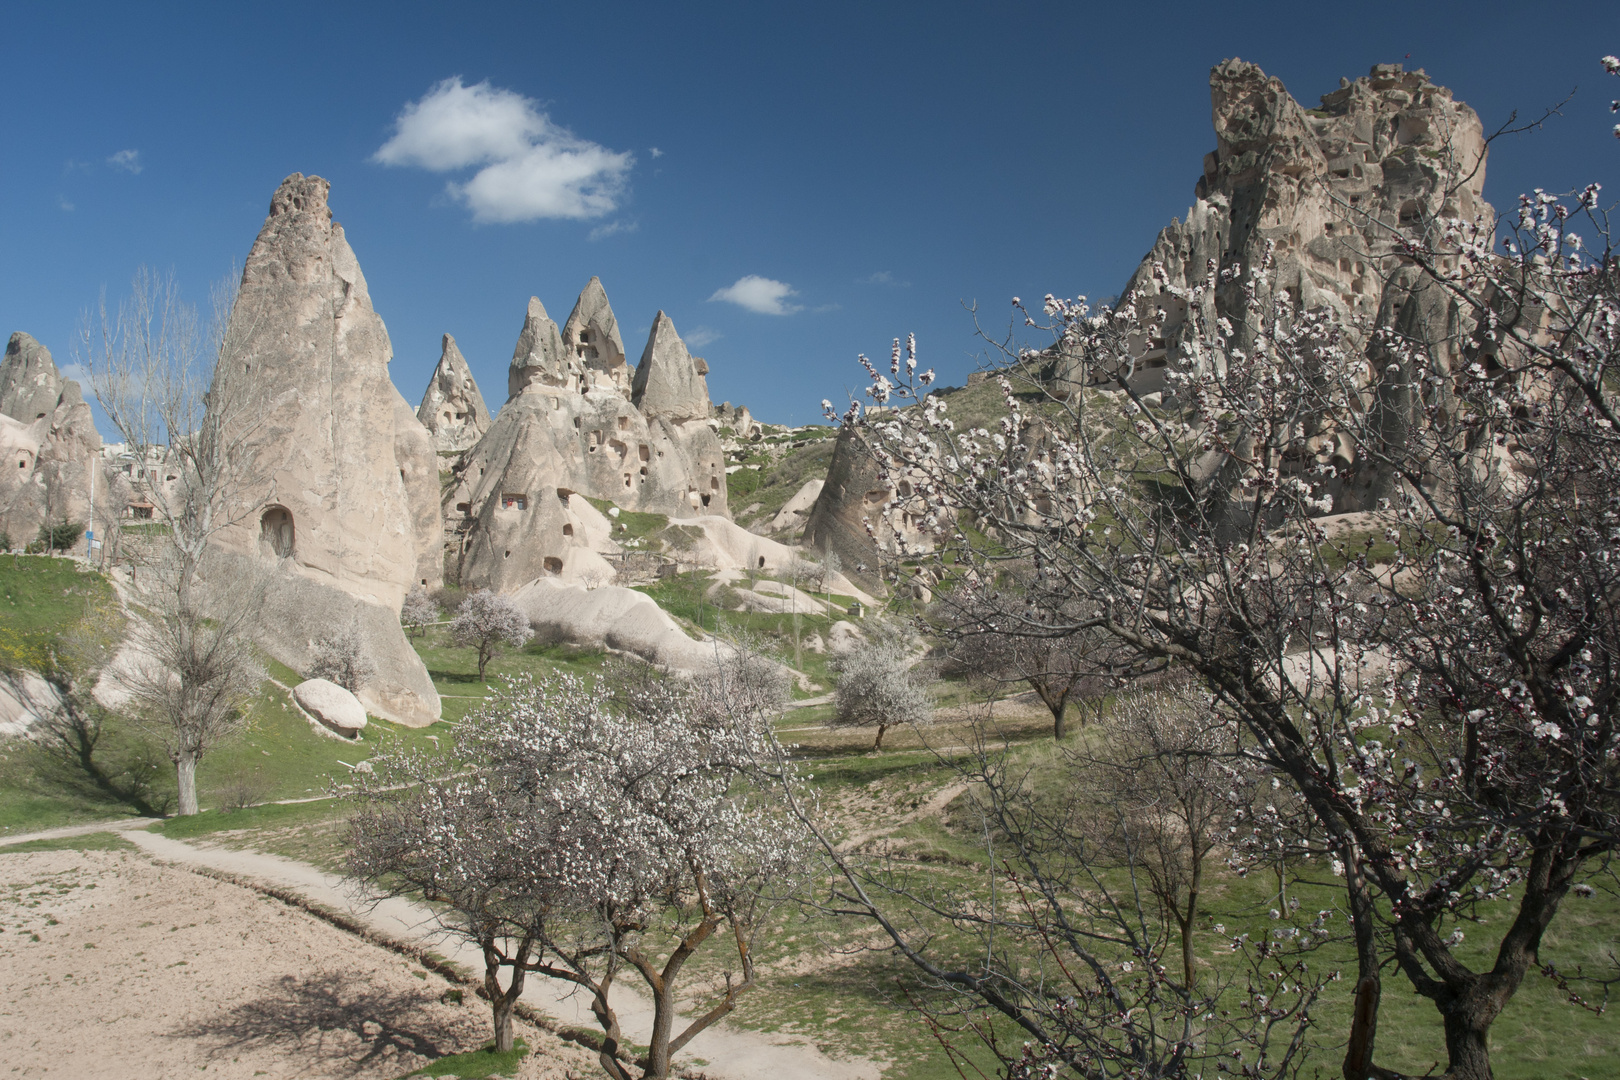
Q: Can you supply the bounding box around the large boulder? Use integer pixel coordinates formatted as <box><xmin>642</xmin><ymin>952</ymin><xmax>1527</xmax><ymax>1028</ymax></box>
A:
<box><xmin>202</xmin><ymin>173</ymin><xmax>442</xmax><ymax>726</ymax></box>
<box><xmin>446</xmin><ymin>282</ymin><xmax>729</xmax><ymax>592</ymax></box>
<box><xmin>416</xmin><ymin>334</ymin><xmax>490</xmax><ymax>453</ymax></box>
<box><xmin>293</xmin><ymin>677</ymin><xmax>368</xmax><ymax>737</ymax></box>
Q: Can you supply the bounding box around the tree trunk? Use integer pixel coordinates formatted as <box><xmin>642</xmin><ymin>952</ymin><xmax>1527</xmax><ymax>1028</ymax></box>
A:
<box><xmin>1051</xmin><ymin>701</ymin><xmax>1066</xmax><ymax>741</ymax></box>
<box><xmin>492</xmin><ymin>993</ymin><xmax>516</xmax><ymax>1053</ymax></box>
<box><xmin>646</xmin><ymin>984</ymin><xmax>676</xmax><ymax>1078</ymax></box>
<box><xmin>1441</xmin><ymin>1003</ymin><xmax>1494</xmax><ymax>1080</ymax></box>
<box><xmin>1178</xmin><ymin>913</ymin><xmax>1195</xmax><ymax>992</ymax></box>
<box><xmin>873</xmin><ymin>723</ymin><xmax>887</xmax><ymax>751</ymax></box>
<box><xmin>176</xmin><ymin>751</ymin><xmax>199</xmax><ymax>816</ymax></box>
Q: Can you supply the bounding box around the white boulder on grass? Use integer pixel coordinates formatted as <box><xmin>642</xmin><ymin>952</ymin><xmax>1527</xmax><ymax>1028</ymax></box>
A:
<box><xmin>293</xmin><ymin>678</ymin><xmax>368</xmax><ymax>737</ymax></box>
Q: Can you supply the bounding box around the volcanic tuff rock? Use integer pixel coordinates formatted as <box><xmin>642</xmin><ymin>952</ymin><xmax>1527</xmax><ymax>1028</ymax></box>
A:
<box><xmin>201</xmin><ymin>173</ymin><xmax>442</xmax><ymax>726</ymax></box>
<box><xmin>445</xmin><ymin>282</ymin><xmax>727</xmax><ymax>593</ymax></box>
<box><xmin>808</xmin><ymin>60</ymin><xmax>1494</xmax><ymax>576</ymax></box>
<box><xmin>416</xmin><ymin>334</ymin><xmax>490</xmax><ymax>453</ymax></box>
<box><xmin>0</xmin><ymin>332</ymin><xmax>103</xmax><ymax>548</ymax></box>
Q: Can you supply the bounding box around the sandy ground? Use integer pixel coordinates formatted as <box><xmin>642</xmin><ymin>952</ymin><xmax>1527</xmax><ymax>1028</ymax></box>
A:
<box><xmin>0</xmin><ymin>846</ymin><xmax>599</xmax><ymax>1079</ymax></box>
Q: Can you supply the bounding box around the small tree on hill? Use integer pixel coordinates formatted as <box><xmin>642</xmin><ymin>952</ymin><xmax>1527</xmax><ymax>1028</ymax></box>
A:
<box><xmin>400</xmin><ymin>586</ymin><xmax>438</xmax><ymax>639</ymax></box>
<box><xmin>829</xmin><ymin>620</ymin><xmax>931</xmax><ymax>750</ymax></box>
<box><xmin>450</xmin><ymin>589</ymin><xmax>532</xmax><ymax>679</ymax></box>
<box><xmin>307</xmin><ymin>626</ymin><xmax>375</xmax><ymax>693</ymax></box>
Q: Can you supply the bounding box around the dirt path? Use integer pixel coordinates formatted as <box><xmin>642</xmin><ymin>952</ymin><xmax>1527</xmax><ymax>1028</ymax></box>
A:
<box><xmin>123</xmin><ymin>830</ymin><xmax>879</xmax><ymax>1080</ymax></box>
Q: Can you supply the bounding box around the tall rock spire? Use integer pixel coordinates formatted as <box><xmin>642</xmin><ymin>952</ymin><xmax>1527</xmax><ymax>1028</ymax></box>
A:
<box><xmin>205</xmin><ymin>172</ymin><xmax>442</xmax><ymax>726</ymax></box>
<box><xmin>561</xmin><ymin>276</ymin><xmax>630</xmax><ymax>395</ymax></box>
<box><xmin>507</xmin><ymin>297</ymin><xmax>569</xmax><ymax>399</ymax></box>
<box><xmin>417</xmin><ymin>334</ymin><xmax>490</xmax><ymax>453</ymax></box>
<box><xmin>631</xmin><ymin>311</ymin><xmax>710</xmax><ymax>423</ymax></box>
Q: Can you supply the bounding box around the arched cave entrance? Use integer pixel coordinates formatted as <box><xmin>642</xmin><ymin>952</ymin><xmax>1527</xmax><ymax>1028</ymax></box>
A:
<box><xmin>260</xmin><ymin>505</ymin><xmax>295</xmax><ymax>559</ymax></box>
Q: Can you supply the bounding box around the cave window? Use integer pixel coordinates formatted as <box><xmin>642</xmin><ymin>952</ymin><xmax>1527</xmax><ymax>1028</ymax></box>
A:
<box><xmin>563</xmin><ymin>523</ymin><xmax>574</xmax><ymax>537</ymax></box>
<box><xmin>1399</xmin><ymin>201</ymin><xmax>1421</xmax><ymax>225</ymax></box>
<box><xmin>259</xmin><ymin>505</ymin><xmax>294</xmax><ymax>558</ymax></box>
<box><xmin>456</xmin><ymin>412</ymin><xmax>466</xmax><ymax>420</ymax></box>
<box><xmin>710</xmin><ymin>477</ymin><xmax>720</xmax><ymax>490</ymax></box>
<box><xmin>501</xmin><ymin>493</ymin><xmax>527</xmax><ymax>511</ymax></box>
<box><xmin>16</xmin><ymin>459</ymin><xmax>24</xmax><ymax>469</ymax></box>
<box><xmin>639</xmin><ymin>445</ymin><xmax>649</xmax><ymax>462</ymax></box>
<box><xmin>639</xmin><ymin>466</ymin><xmax>648</xmax><ymax>477</ymax></box>
<box><xmin>544</xmin><ymin>556</ymin><xmax>563</xmax><ymax>574</ymax></box>
<box><xmin>456</xmin><ymin>502</ymin><xmax>471</xmax><ymax>516</ymax></box>
<box><xmin>618</xmin><ymin>416</ymin><xmax>629</xmax><ymax>430</ymax></box>
<box><xmin>758</xmin><ymin>556</ymin><xmax>766</xmax><ymax>569</ymax></box>
<box><xmin>624</xmin><ymin>474</ymin><xmax>633</xmax><ymax>488</ymax></box>
<box><xmin>130</xmin><ymin>504</ymin><xmax>154</xmax><ymax>520</ymax></box>
<box><xmin>701</xmin><ymin>493</ymin><xmax>712</xmax><ymax>507</ymax></box>
<box><xmin>557</xmin><ymin>487</ymin><xmax>574</xmax><ymax>503</ymax></box>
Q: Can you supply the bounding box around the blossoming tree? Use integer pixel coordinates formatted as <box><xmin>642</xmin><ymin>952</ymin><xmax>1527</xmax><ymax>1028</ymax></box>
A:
<box><xmin>830</xmin><ymin>57</ymin><xmax>1620</xmax><ymax>1080</ymax></box>
<box><xmin>346</xmin><ymin>664</ymin><xmax>805</xmax><ymax>1078</ymax></box>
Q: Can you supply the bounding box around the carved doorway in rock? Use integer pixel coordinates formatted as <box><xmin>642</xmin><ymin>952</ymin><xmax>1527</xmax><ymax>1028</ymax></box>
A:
<box><xmin>260</xmin><ymin>505</ymin><xmax>295</xmax><ymax>559</ymax></box>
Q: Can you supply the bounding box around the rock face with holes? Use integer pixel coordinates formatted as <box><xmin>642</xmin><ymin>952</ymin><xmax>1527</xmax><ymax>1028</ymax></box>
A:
<box><xmin>809</xmin><ymin>61</ymin><xmax>1495</xmax><ymax>578</ymax></box>
<box><xmin>445</xmin><ymin>280</ymin><xmax>727</xmax><ymax>593</ymax></box>
<box><xmin>0</xmin><ymin>332</ymin><xmax>104</xmax><ymax>549</ymax></box>
<box><xmin>201</xmin><ymin>173</ymin><xmax>442</xmax><ymax>726</ymax></box>
<box><xmin>415</xmin><ymin>334</ymin><xmax>490</xmax><ymax>453</ymax></box>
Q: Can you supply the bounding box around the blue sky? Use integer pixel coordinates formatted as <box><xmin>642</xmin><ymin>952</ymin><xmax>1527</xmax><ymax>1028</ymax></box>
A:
<box><xmin>3</xmin><ymin>1</ymin><xmax>1616</xmax><ymax>426</ymax></box>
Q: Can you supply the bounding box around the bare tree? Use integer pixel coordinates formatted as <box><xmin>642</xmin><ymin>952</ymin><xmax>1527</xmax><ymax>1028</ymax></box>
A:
<box><xmin>307</xmin><ymin>626</ymin><xmax>375</xmax><ymax>692</ymax></box>
<box><xmin>347</xmin><ymin>670</ymin><xmax>806</xmax><ymax>1075</ymax></box>
<box><xmin>779</xmin><ymin>705</ymin><xmax>1322</xmax><ymax>1080</ymax></box>
<box><xmin>79</xmin><ymin>266</ymin><xmax>272</xmax><ymax>815</ymax></box>
<box><xmin>399</xmin><ymin>585</ymin><xmax>438</xmax><ymax>639</ymax></box>
<box><xmin>449</xmin><ymin>589</ymin><xmax>533</xmax><ymax>679</ymax></box>
<box><xmin>1076</xmin><ymin>687</ymin><xmax>1256</xmax><ymax>992</ymax></box>
<box><xmin>829</xmin><ymin>620</ymin><xmax>931</xmax><ymax>750</ymax></box>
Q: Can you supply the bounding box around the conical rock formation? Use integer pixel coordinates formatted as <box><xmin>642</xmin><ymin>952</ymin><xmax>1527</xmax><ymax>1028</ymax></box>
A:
<box><xmin>0</xmin><ymin>332</ymin><xmax>103</xmax><ymax>548</ymax></box>
<box><xmin>416</xmin><ymin>334</ymin><xmax>490</xmax><ymax>453</ymax></box>
<box><xmin>560</xmin><ymin>276</ymin><xmax>631</xmax><ymax>396</ymax></box>
<box><xmin>201</xmin><ymin>173</ymin><xmax>442</xmax><ymax>726</ymax></box>
<box><xmin>446</xmin><ymin>282</ymin><xmax>727</xmax><ymax>593</ymax></box>
<box><xmin>633</xmin><ymin>311</ymin><xmax>712</xmax><ymax>423</ymax></box>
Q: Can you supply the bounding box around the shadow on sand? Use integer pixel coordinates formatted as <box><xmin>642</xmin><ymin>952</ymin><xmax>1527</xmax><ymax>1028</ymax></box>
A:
<box><xmin>172</xmin><ymin>969</ymin><xmax>469</xmax><ymax>1074</ymax></box>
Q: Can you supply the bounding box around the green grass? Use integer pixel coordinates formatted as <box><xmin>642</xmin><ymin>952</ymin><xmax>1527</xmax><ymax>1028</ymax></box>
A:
<box><xmin>405</xmin><ymin>1037</ymin><xmax>528</xmax><ymax>1077</ymax></box>
<box><xmin>0</xmin><ymin>830</ymin><xmax>136</xmax><ymax>854</ymax></box>
<box><xmin>0</xmin><ymin>554</ymin><xmax>119</xmax><ymax>670</ymax></box>
<box><xmin>582</xmin><ymin>496</ymin><xmax>669</xmax><ymax>542</ymax></box>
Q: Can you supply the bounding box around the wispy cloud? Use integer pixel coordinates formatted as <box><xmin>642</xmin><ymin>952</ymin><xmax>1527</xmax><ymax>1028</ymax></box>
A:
<box><xmin>858</xmin><ymin>270</ymin><xmax>910</xmax><ymax>287</ymax></box>
<box><xmin>107</xmin><ymin>149</ymin><xmax>142</xmax><ymax>174</ymax></box>
<box><xmin>709</xmin><ymin>275</ymin><xmax>802</xmax><ymax>316</ymax></box>
<box><xmin>56</xmin><ymin>195</ymin><xmax>74</xmax><ymax>212</ymax></box>
<box><xmin>682</xmin><ymin>326</ymin><xmax>723</xmax><ymax>349</ymax></box>
<box><xmin>588</xmin><ymin>219</ymin><xmax>638</xmax><ymax>242</ymax></box>
<box><xmin>649</xmin><ymin>147</ymin><xmax>664</xmax><ymax>158</ymax></box>
<box><xmin>375</xmin><ymin>77</ymin><xmax>632</xmax><ymax>223</ymax></box>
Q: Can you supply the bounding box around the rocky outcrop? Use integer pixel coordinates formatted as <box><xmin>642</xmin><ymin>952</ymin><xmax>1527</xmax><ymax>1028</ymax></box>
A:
<box><xmin>446</xmin><ymin>281</ymin><xmax>728</xmax><ymax>593</ymax></box>
<box><xmin>416</xmin><ymin>334</ymin><xmax>490</xmax><ymax>453</ymax></box>
<box><xmin>812</xmin><ymin>60</ymin><xmax>1494</xmax><ymax>568</ymax></box>
<box><xmin>202</xmin><ymin>173</ymin><xmax>443</xmax><ymax>727</ymax></box>
<box><xmin>511</xmin><ymin>577</ymin><xmax>736</xmax><ymax>674</ymax></box>
<box><xmin>1084</xmin><ymin>60</ymin><xmax>1490</xmax><ymax>512</ymax></box>
<box><xmin>0</xmin><ymin>333</ymin><xmax>103</xmax><ymax>549</ymax></box>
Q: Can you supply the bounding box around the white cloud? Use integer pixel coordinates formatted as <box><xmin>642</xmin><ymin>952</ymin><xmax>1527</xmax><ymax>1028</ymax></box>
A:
<box><xmin>709</xmin><ymin>275</ymin><xmax>802</xmax><ymax>316</ymax></box>
<box><xmin>587</xmin><ymin>219</ymin><xmax>638</xmax><ymax>242</ymax></box>
<box><xmin>858</xmin><ymin>270</ymin><xmax>909</xmax><ymax>287</ymax></box>
<box><xmin>107</xmin><ymin>149</ymin><xmax>141</xmax><ymax>174</ymax></box>
<box><xmin>649</xmin><ymin>147</ymin><xmax>664</xmax><ymax>158</ymax></box>
<box><xmin>682</xmin><ymin>326</ymin><xmax>723</xmax><ymax>349</ymax></box>
<box><xmin>56</xmin><ymin>195</ymin><xmax>74</xmax><ymax>212</ymax></box>
<box><xmin>375</xmin><ymin>77</ymin><xmax>631</xmax><ymax>223</ymax></box>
